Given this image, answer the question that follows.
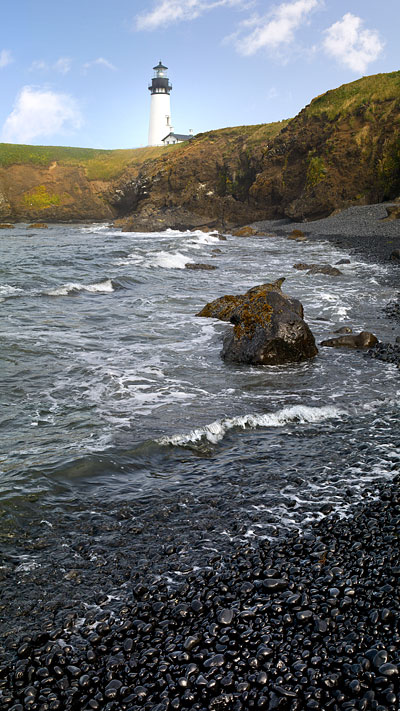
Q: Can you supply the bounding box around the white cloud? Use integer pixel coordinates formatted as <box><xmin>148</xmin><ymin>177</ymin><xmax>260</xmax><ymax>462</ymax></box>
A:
<box><xmin>29</xmin><ymin>57</ymin><xmax>72</xmax><ymax>73</ymax></box>
<box><xmin>0</xmin><ymin>49</ymin><xmax>13</xmax><ymax>68</ymax></box>
<box><xmin>323</xmin><ymin>13</ymin><xmax>384</xmax><ymax>73</ymax></box>
<box><xmin>83</xmin><ymin>57</ymin><xmax>117</xmax><ymax>71</ymax></box>
<box><xmin>234</xmin><ymin>0</ymin><xmax>321</xmax><ymax>55</ymax></box>
<box><xmin>136</xmin><ymin>0</ymin><xmax>244</xmax><ymax>30</ymax></box>
<box><xmin>1</xmin><ymin>86</ymin><xmax>83</xmax><ymax>144</ymax></box>
<box><xmin>29</xmin><ymin>59</ymin><xmax>49</xmax><ymax>72</ymax></box>
<box><xmin>54</xmin><ymin>57</ymin><xmax>72</xmax><ymax>74</ymax></box>
<box><xmin>267</xmin><ymin>86</ymin><xmax>279</xmax><ymax>100</ymax></box>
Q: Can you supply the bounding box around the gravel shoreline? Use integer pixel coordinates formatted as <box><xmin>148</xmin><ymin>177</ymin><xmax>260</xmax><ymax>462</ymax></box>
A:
<box><xmin>252</xmin><ymin>202</ymin><xmax>400</xmax><ymax>267</ymax></box>
<box><xmin>1</xmin><ymin>477</ymin><xmax>399</xmax><ymax>710</ymax></box>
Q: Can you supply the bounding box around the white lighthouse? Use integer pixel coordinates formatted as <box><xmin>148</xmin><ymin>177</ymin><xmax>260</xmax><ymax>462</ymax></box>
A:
<box><xmin>148</xmin><ymin>61</ymin><xmax>172</xmax><ymax>146</ymax></box>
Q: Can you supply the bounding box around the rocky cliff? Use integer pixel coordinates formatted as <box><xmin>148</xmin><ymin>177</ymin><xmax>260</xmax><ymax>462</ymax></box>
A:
<box><xmin>1</xmin><ymin>71</ymin><xmax>399</xmax><ymax>227</ymax></box>
<box><xmin>250</xmin><ymin>71</ymin><xmax>400</xmax><ymax>221</ymax></box>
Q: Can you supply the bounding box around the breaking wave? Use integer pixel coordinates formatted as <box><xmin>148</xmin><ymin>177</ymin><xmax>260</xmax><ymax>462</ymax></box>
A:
<box><xmin>151</xmin><ymin>251</ymin><xmax>193</xmax><ymax>269</ymax></box>
<box><xmin>47</xmin><ymin>278</ymin><xmax>114</xmax><ymax>296</ymax></box>
<box><xmin>157</xmin><ymin>404</ymin><xmax>344</xmax><ymax>447</ymax></box>
<box><xmin>0</xmin><ymin>285</ymin><xmax>24</xmax><ymax>299</ymax></box>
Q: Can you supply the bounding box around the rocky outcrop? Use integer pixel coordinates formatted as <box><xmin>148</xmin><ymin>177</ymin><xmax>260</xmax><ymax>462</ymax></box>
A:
<box><xmin>249</xmin><ymin>72</ymin><xmax>400</xmax><ymax>221</ymax></box>
<box><xmin>198</xmin><ymin>279</ymin><xmax>318</xmax><ymax>365</ymax></box>
<box><xmin>114</xmin><ymin>207</ymin><xmax>222</xmax><ymax>233</ymax></box>
<box><xmin>320</xmin><ymin>331</ymin><xmax>378</xmax><ymax>348</ymax></box>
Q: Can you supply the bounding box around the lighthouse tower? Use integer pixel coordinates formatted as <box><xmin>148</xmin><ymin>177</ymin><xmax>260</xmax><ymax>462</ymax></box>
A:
<box><xmin>148</xmin><ymin>61</ymin><xmax>172</xmax><ymax>146</ymax></box>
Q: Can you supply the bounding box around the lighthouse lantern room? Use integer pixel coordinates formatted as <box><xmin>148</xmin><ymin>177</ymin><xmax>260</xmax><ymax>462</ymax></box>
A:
<box><xmin>148</xmin><ymin>61</ymin><xmax>173</xmax><ymax>146</ymax></box>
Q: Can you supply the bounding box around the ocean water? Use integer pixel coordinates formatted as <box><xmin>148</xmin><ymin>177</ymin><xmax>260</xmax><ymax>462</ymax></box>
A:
<box><xmin>1</xmin><ymin>223</ymin><xmax>399</xmax><ymax>636</ymax></box>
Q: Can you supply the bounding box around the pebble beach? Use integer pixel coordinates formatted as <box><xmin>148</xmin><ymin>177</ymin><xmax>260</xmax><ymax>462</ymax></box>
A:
<box><xmin>253</xmin><ymin>202</ymin><xmax>400</xmax><ymax>265</ymax></box>
<box><xmin>0</xmin><ymin>205</ymin><xmax>399</xmax><ymax>711</ymax></box>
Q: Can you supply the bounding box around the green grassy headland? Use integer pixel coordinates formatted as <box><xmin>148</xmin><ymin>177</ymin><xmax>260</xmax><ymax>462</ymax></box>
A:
<box><xmin>0</xmin><ymin>120</ymin><xmax>290</xmax><ymax>182</ymax></box>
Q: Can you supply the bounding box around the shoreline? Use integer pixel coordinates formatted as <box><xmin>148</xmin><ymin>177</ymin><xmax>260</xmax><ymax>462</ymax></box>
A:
<box><xmin>252</xmin><ymin>202</ymin><xmax>400</xmax><ymax>269</ymax></box>
<box><xmin>1</xmin><ymin>477</ymin><xmax>399</xmax><ymax>709</ymax></box>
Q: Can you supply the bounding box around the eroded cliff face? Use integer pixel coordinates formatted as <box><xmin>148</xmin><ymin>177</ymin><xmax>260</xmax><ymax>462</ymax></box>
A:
<box><xmin>0</xmin><ymin>162</ymin><xmax>116</xmax><ymax>222</ymax></box>
<box><xmin>112</xmin><ymin>123</ymin><xmax>286</xmax><ymax>231</ymax></box>
<box><xmin>249</xmin><ymin>78</ymin><xmax>400</xmax><ymax>220</ymax></box>
<box><xmin>1</xmin><ymin>71</ymin><xmax>400</xmax><ymax>227</ymax></box>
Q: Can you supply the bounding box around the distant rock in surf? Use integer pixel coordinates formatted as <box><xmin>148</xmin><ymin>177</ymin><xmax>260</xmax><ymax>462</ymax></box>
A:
<box><xmin>320</xmin><ymin>331</ymin><xmax>378</xmax><ymax>348</ymax></box>
<box><xmin>185</xmin><ymin>262</ymin><xmax>217</xmax><ymax>270</ymax></box>
<box><xmin>293</xmin><ymin>263</ymin><xmax>343</xmax><ymax>276</ymax></box>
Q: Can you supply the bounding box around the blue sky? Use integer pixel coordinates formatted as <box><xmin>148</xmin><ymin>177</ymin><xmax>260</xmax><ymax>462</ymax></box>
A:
<box><xmin>1</xmin><ymin>0</ymin><xmax>399</xmax><ymax>149</ymax></box>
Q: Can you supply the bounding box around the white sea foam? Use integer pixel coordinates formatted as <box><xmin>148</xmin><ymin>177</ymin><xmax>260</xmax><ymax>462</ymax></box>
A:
<box><xmin>116</xmin><ymin>250</ymin><xmax>194</xmax><ymax>269</ymax></box>
<box><xmin>0</xmin><ymin>285</ymin><xmax>23</xmax><ymax>298</ymax></box>
<box><xmin>186</xmin><ymin>232</ymin><xmax>222</xmax><ymax>249</ymax></box>
<box><xmin>47</xmin><ymin>278</ymin><xmax>114</xmax><ymax>296</ymax></box>
<box><xmin>151</xmin><ymin>251</ymin><xmax>193</xmax><ymax>269</ymax></box>
<box><xmin>79</xmin><ymin>224</ymin><xmax>112</xmax><ymax>233</ymax></box>
<box><xmin>158</xmin><ymin>404</ymin><xmax>344</xmax><ymax>447</ymax></box>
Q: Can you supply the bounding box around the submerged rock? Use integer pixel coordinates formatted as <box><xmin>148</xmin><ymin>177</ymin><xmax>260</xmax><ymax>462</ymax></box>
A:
<box><xmin>185</xmin><ymin>262</ymin><xmax>218</xmax><ymax>270</ymax></box>
<box><xmin>27</xmin><ymin>222</ymin><xmax>48</xmax><ymax>229</ymax></box>
<box><xmin>320</xmin><ymin>331</ymin><xmax>378</xmax><ymax>348</ymax></box>
<box><xmin>200</xmin><ymin>278</ymin><xmax>318</xmax><ymax>365</ymax></box>
<box><xmin>334</xmin><ymin>325</ymin><xmax>353</xmax><ymax>334</ymax></box>
<box><xmin>293</xmin><ymin>262</ymin><xmax>343</xmax><ymax>276</ymax></box>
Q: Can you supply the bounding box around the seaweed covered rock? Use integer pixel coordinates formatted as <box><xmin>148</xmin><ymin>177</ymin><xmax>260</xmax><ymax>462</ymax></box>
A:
<box><xmin>205</xmin><ymin>278</ymin><xmax>318</xmax><ymax>365</ymax></box>
<box><xmin>196</xmin><ymin>294</ymin><xmax>244</xmax><ymax>320</ymax></box>
<box><xmin>231</xmin><ymin>225</ymin><xmax>259</xmax><ymax>237</ymax></box>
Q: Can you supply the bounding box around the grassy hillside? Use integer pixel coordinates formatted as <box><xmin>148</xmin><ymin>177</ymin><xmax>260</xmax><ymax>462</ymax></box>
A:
<box><xmin>305</xmin><ymin>71</ymin><xmax>400</xmax><ymax>120</ymax></box>
<box><xmin>193</xmin><ymin>120</ymin><xmax>290</xmax><ymax>146</ymax></box>
<box><xmin>0</xmin><ymin>143</ymin><xmax>176</xmax><ymax>180</ymax></box>
<box><xmin>0</xmin><ymin>120</ymin><xmax>289</xmax><ymax>182</ymax></box>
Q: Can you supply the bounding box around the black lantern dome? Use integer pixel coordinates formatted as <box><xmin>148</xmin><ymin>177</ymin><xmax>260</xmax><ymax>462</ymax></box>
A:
<box><xmin>148</xmin><ymin>61</ymin><xmax>172</xmax><ymax>95</ymax></box>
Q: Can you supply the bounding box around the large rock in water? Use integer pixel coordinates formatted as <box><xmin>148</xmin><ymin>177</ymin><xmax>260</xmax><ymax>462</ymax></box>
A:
<box><xmin>198</xmin><ymin>279</ymin><xmax>318</xmax><ymax>365</ymax></box>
